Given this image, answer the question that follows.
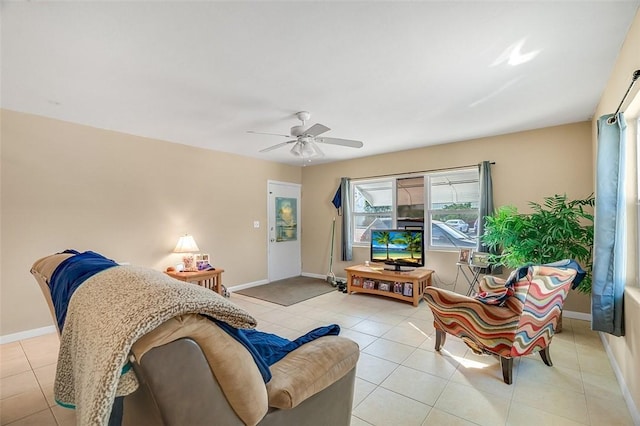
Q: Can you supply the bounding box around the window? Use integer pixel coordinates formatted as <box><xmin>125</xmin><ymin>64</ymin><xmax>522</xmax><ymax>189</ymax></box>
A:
<box><xmin>427</xmin><ymin>169</ymin><xmax>480</xmax><ymax>249</ymax></box>
<box><xmin>397</xmin><ymin>177</ymin><xmax>425</xmax><ymax>230</ymax></box>
<box><xmin>351</xmin><ymin>168</ymin><xmax>480</xmax><ymax>250</ymax></box>
<box><xmin>352</xmin><ymin>179</ymin><xmax>393</xmax><ymax>244</ymax></box>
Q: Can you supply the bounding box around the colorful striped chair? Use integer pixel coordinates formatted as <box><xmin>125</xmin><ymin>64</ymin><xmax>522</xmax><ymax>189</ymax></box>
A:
<box><xmin>423</xmin><ymin>263</ymin><xmax>580</xmax><ymax>384</ymax></box>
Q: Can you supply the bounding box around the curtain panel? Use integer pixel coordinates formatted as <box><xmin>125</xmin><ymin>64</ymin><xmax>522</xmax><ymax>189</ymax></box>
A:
<box><xmin>338</xmin><ymin>177</ymin><xmax>353</xmax><ymax>261</ymax></box>
<box><xmin>478</xmin><ymin>161</ymin><xmax>500</xmax><ymax>273</ymax></box>
<box><xmin>478</xmin><ymin>160</ymin><xmax>494</xmax><ymax>251</ymax></box>
<box><xmin>592</xmin><ymin>113</ymin><xmax>627</xmax><ymax>336</ymax></box>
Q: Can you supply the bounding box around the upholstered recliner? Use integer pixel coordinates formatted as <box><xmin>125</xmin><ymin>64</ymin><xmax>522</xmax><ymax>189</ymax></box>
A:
<box><xmin>423</xmin><ymin>263</ymin><xmax>581</xmax><ymax>384</ymax></box>
<box><xmin>31</xmin><ymin>252</ymin><xmax>359</xmax><ymax>425</ymax></box>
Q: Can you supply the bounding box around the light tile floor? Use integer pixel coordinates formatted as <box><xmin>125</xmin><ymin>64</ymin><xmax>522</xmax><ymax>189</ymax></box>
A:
<box><xmin>0</xmin><ymin>289</ymin><xmax>634</xmax><ymax>425</ymax></box>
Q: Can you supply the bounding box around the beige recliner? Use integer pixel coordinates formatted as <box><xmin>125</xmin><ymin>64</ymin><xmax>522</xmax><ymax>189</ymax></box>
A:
<box><xmin>31</xmin><ymin>253</ymin><xmax>359</xmax><ymax>426</ymax></box>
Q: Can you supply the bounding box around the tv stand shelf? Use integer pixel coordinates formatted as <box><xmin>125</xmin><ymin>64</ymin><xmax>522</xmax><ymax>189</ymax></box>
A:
<box><xmin>345</xmin><ymin>265</ymin><xmax>434</xmax><ymax>307</ymax></box>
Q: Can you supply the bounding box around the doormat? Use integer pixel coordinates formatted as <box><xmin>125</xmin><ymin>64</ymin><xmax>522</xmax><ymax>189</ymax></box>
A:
<box><xmin>235</xmin><ymin>276</ymin><xmax>335</xmax><ymax>306</ymax></box>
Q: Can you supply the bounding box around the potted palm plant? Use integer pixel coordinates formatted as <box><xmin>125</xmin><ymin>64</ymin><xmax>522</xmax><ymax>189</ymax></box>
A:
<box><xmin>482</xmin><ymin>194</ymin><xmax>594</xmax><ymax>294</ymax></box>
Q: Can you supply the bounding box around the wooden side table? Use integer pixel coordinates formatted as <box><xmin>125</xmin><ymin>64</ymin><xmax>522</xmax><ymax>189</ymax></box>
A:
<box><xmin>165</xmin><ymin>269</ymin><xmax>224</xmax><ymax>295</ymax></box>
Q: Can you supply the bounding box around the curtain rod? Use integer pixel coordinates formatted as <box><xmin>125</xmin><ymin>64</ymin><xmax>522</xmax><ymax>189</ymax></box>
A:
<box><xmin>352</xmin><ymin>161</ymin><xmax>495</xmax><ymax>181</ymax></box>
<box><xmin>607</xmin><ymin>69</ymin><xmax>640</xmax><ymax>124</ymax></box>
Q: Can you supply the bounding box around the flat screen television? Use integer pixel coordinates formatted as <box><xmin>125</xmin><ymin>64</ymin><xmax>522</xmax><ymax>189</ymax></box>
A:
<box><xmin>370</xmin><ymin>229</ymin><xmax>424</xmax><ymax>271</ymax></box>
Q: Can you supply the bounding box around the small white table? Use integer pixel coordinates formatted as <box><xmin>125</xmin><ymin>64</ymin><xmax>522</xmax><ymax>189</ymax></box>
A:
<box><xmin>455</xmin><ymin>262</ymin><xmax>482</xmax><ymax>296</ymax></box>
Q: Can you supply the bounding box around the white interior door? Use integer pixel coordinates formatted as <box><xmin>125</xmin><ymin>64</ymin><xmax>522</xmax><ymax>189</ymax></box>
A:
<box><xmin>268</xmin><ymin>181</ymin><xmax>302</xmax><ymax>282</ymax></box>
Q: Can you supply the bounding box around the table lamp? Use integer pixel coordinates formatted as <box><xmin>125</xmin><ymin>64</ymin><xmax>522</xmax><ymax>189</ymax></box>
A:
<box><xmin>173</xmin><ymin>234</ymin><xmax>200</xmax><ymax>272</ymax></box>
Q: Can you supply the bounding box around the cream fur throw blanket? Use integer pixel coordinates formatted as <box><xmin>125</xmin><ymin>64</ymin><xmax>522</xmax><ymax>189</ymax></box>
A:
<box><xmin>54</xmin><ymin>265</ymin><xmax>257</xmax><ymax>426</ymax></box>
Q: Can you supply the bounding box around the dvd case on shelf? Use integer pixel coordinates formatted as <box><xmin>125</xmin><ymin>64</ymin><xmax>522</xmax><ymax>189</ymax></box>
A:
<box><xmin>403</xmin><ymin>282</ymin><xmax>413</xmax><ymax>297</ymax></box>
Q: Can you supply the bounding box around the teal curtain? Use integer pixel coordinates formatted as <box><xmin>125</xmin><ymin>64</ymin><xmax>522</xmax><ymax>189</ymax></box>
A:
<box><xmin>592</xmin><ymin>113</ymin><xmax>627</xmax><ymax>336</ymax></box>
<box><xmin>339</xmin><ymin>177</ymin><xmax>352</xmax><ymax>261</ymax></box>
<box><xmin>478</xmin><ymin>161</ymin><xmax>499</xmax><ymax>273</ymax></box>
<box><xmin>477</xmin><ymin>161</ymin><xmax>494</xmax><ymax>251</ymax></box>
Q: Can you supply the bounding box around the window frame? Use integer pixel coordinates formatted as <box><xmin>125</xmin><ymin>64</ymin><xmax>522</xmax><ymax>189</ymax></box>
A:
<box><xmin>426</xmin><ymin>169</ymin><xmax>480</xmax><ymax>251</ymax></box>
<box><xmin>350</xmin><ymin>167</ymin><xmax>480</xmax><ymax>251</ymax></box>
<box><xmin>351</xmin><ymin>177</ymin><xmax>397</xmax><ymax>247</ymax></box>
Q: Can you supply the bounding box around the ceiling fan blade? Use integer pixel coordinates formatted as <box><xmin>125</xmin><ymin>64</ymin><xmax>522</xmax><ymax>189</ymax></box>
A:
<box><xmin>259</xmin><ymin>140</ymin><xmax>296</xmax><ymax>153</ymax></box>
<box><xmin>316</xmin><ymin>137</ymin><xmax>364</xmax><ymax>148</ymax></box>
<box><xmin>247</xmin><ymin>130</ymin><xmax>291</xmax><ymax>138</ymax></box>
<box><xmin>312</xmin><ymin>142</ymin><xmax>325</xmax><ymax>157</ymax></box>
<box><xmin>305</xmin><ymin>123</ymin><xmax>330</xmax><ymax>137</ymax></box>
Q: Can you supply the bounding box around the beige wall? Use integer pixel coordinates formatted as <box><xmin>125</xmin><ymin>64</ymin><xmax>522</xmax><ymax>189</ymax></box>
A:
<box><xmin>301</xmin><ymin>121</ymin><xmax>594</xmax><ymax>313</ymax></box>
<box><xmin>0</xmin><ymin>111</ymin><xmax>595</xmax><ymax>338</ymax></box>
<box><xmin>592</xmin><ymin>9</ymin><xmax>640</xmax><ymax>420</ymax></box>
<box><xmin>0</xmin><ymin>110</ymin><xmax>300</xmax><ymax>336</ymax></box>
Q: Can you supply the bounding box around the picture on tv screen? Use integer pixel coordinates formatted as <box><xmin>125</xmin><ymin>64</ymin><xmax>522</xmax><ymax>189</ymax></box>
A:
<box><xmin>370</xmin><ymin>229</ymin><xmax>424</xmax><ymax>269</ymax></box>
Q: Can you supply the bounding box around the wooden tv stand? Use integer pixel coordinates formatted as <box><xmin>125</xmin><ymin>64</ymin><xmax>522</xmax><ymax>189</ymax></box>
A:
<box><xmin>345</xmin><ymin>265</ymin><xmax>434</xmax><ymax>307</ymax></box>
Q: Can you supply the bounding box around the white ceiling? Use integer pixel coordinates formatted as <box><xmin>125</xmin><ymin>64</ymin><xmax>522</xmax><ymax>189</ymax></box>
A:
<box><xmin>2</xmin><ymin>1</ymin><xmax>639</xmax><ymax>166</ymax></box>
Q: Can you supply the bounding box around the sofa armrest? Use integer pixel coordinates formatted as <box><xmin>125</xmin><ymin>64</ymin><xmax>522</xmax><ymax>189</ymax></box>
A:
<box><xmin>30</xmin><ymin>253</ymin><xmax>75</xmax><ymax>335</ymax></box>
<box><xmin>132</xmin><ymin>314</ymin><xmax>268</xmax><ymax>426</ymax></box>
<box><xmin>266</xmin><ymin>336</ymin><xmax>359</xmax><ymax>409</ymax></box>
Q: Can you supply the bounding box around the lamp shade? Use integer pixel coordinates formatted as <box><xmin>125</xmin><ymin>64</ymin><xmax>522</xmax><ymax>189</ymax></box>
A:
<box><xmin>173</xmin><ymin>235</ymin><xmax>200</xmax><ymax>253</ymax></box>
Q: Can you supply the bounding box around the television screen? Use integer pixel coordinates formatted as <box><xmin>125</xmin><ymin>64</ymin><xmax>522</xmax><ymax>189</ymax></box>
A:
<box><xmin>370</xmin><ymin>229</ymin><xmax>424</xmax><ymax>271</ymax></box>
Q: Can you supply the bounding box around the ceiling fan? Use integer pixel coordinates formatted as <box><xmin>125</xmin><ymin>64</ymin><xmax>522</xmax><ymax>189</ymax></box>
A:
<box><xmin>248</xmin><ymin>111</ymin><xmax>363</xmax><ymax>158</ymax></box>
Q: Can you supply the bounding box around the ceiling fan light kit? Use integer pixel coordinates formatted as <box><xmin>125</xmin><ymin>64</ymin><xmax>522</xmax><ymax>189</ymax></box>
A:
<box><xmin>250</xmin><ymin>111</ymin><xmax>364</xmax><ymax>159</ymax></box>
<box><xmin>291</xmin><ymin>140</ymin><xmax>323</xmax><ymax>158</ymax></box>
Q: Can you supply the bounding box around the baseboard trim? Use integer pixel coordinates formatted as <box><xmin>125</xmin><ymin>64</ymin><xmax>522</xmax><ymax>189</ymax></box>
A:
<box><xmin>302</xmin><ymin>272</ymin><xmax>330</xmax><ymax>280</ymax></box>
<box><xmin>599</xmin><ymin>332</ymin><xmax>640</xmax><ymax>425</ymax></box>
<box><xmin>0</xmin><ymin>325</ymin><xmax>57</xmax><ymax>344</ymax></box>
<box><xmin>562</xmin><ymin>310</ymin><xmax>591</xmax><ymax>321</ymax></box>
<box><xmin>227</xmin><ymin>279</ymin><xmax>269</xmax><ymax>292</ymax></box>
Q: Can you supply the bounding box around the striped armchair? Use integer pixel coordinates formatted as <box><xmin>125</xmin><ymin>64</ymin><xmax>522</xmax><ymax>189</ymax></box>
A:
<box><xmin>423</xmin><ymin>263</ymin><xmax>581</xmax><ymax>384</ymax></box>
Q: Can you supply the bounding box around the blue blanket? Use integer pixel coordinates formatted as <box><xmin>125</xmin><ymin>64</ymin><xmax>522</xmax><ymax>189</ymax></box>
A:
<box><xmin>216</xmin><ymin>321</ymin><xmax>340</xmax><ymax>383</ymax></box>
<box><xmin>49</xmin><ymin>250</ymin><xmax>118</xmax><ymax>331</ymax></box>
<box><xmin>49</xmin><ymin>249</ymin><xmax>339</xmax><ymax>384</ymax></box>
